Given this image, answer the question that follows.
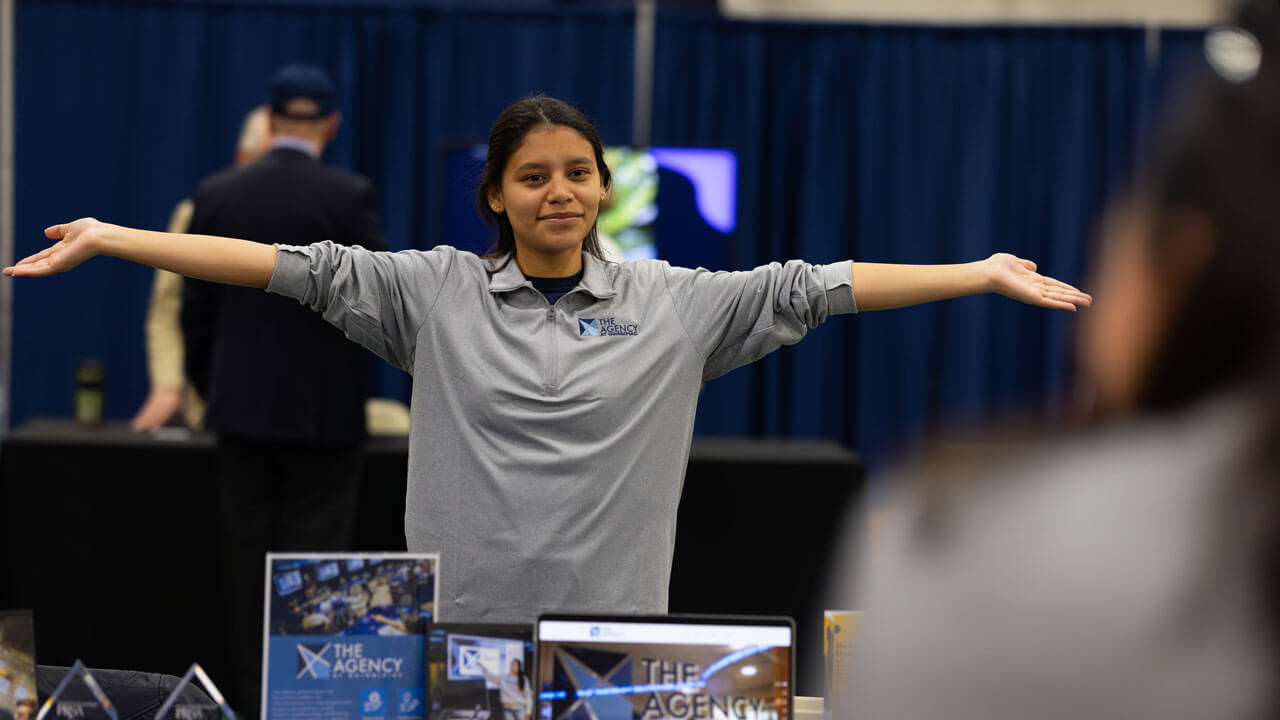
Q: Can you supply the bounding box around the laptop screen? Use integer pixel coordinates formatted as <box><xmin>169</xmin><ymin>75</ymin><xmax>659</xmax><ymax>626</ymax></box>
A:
<box><xmin>536</xmin><ymin>616</ymin><xmax>793</xmax><ymax>720</ymax></box>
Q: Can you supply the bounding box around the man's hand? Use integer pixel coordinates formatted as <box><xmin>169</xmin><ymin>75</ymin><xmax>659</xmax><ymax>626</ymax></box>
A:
<box><xmin>130</xmin><ymin>387</ymin><xmax>184</xmax><ymax>432</ymax></box>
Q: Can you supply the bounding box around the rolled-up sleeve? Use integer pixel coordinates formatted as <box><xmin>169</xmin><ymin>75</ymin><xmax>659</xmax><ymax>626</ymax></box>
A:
<box><xmin>663</xmin><ymin>260</ymin><xmax>856</xmax><ymax>381</ymax></box>
<box><xmin>267</xmin><ymin>241</ymin><xmax>454</xmax><ymax>371</ymax></box>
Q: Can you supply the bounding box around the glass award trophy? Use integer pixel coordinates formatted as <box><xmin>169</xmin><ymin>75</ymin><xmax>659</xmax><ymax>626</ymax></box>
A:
<box><xmin>36</xmin><ymin>660</ymin><xmax>118</xmax><ymax>720</ymax></box>
<box><xmin>154</xmin><ymin>663</ymin><xmax>236</xmax><ymax>720</ymax></box>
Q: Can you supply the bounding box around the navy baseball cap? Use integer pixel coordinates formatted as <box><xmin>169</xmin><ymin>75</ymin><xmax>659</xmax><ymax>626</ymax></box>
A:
<box><xmin>270</xmin><ymin>63</ymin><xmax>335</xmax><ymax>119</ymax></box>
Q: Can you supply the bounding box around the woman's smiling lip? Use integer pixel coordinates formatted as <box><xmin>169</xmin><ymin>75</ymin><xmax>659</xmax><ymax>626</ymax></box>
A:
<box><xmin>539</xmin><ymin>212</ymin><xmax>583</xmax><ymax>223</ymax></box>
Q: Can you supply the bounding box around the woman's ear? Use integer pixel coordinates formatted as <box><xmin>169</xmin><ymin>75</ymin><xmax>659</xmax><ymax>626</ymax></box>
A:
<box><xmin>488</xmin><ymin>188</ymin><xmax>504</xmax><ymax>214</ymax></box>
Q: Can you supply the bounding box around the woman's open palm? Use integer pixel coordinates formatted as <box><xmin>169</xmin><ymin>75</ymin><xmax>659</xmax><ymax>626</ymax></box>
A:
<box><xmin>986</xmin><ymin>252</ymin><xmax>1091</xmax><ymax>311</ymax></box>
<box><xmin>3</xmin><ymin>218</ymin><xmax>103</xmax><ymax>278</ymax></box>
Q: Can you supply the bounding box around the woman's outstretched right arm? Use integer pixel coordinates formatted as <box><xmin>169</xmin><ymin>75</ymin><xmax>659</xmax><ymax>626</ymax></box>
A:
<box><xmin>3</xmin><ymin>217</ymin><xmax>276</xmax><ymax>288</ymax></box>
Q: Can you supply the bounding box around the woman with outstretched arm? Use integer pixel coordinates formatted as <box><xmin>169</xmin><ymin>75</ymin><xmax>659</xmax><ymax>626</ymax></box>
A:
<box><xmin>5</xmin><ymin>95</ymin><xmax>1090</xmax><ymax>623</ymax></box>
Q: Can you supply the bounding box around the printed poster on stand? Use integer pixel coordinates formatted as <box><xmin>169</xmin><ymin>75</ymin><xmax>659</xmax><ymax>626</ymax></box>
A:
<box><xmin>261</xmin><ymin>553</ymin><xmax>440</xmax><ymax>720</ymax></box>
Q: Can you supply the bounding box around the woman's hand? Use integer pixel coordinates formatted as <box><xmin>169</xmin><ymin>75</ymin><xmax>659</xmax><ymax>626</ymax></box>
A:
<box><xmin>4</xmin><ymin>219</ymin><xmax>276</xmax><ymax>288</ymax></box>
<box><xmin>3</xmin><ymin>218</ymin><xmax>107</xmax><ymax>277</ymax></box>
<box><xmin>984</xmin><ymin>253</ymin><xmax>1092</xmax><ymax>311</ymax></box>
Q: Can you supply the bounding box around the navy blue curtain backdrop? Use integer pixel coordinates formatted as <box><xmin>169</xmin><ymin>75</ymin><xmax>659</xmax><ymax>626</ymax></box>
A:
<box><xmin>654</xmin><ymin>15</ymin><xmax>1158</xmax><ymax>462</ymax></box>
<box><xmin>13</xmin><ymin>0</ymin><xmax>634</xmax><ymax>426</ymax></box>
<box><xmin>10</xmin><ymin>0</ymin><xmax>1204</xmax><ymax>467</ymax></box>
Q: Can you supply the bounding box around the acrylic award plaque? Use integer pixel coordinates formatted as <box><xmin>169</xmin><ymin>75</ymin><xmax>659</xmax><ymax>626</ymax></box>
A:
<box><xmin>153</xmin><ymin>663</ymin><xmax>236</xmax><ymax>720</ymax></box>
<box><xmin>823</xmin><ymin>611</ymin><xmax>861</xmax><ymax>720</ymax></box>
<box><xmin>36</xmin><ymin>660</ymin><xmax>118</xmax><ymax>720</ymax></box>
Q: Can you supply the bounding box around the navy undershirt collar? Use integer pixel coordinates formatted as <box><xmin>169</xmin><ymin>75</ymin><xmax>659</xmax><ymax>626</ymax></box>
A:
<box><xmin>526</xmin><ymin>269</ymin><xmax>584</xmax><ymax>306</ymax></box>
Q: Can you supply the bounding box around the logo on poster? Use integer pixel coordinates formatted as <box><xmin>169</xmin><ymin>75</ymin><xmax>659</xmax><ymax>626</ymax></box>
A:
<box><xmin>362</xmin><ymin>689</ymin><xmax>385</xmax><ymax>714</ymax></box>
<box><xmin>297</xmin><ymin>643</ymin><xmax>333</xmax><ymax>679</ymax></box>
<box><xmin>296</xmin><ymin>642</ymin><xmax>406</xmax><ymax>680</ymax></box>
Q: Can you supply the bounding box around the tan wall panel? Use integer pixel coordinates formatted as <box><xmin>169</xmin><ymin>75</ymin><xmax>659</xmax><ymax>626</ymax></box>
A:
<box><xmin>720</xmin><ymin>0</ymin><xmax>1233</xmax><ymax>27</ymax></box>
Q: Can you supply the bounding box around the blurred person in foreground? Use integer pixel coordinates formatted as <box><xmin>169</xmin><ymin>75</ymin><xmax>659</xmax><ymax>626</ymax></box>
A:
<box><xmin>843</xmin><ymin>3</ymin><xmax>1280</xmax><ymax>718</ymax></box>
<box><xmin>129</xmin><ymin>105</ymin><xmax>272</xmax><ymax>432</ymax></box>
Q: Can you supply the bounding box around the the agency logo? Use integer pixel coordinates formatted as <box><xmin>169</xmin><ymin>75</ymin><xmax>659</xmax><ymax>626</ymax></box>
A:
<box><xmin>297</xmin><ymin>643</ymin><xmax>333</xmax><ymax>679</ymax></box>
<box><xmin>579</xmin><ymin>317</ymin><xmax>639</xmax><ymax>337</ymax></box>
<box><xmin>457</xmin><ymin>646</ymin><xmax>484</xmax><ymax>675</ymax></box>
<box><xmin>296</xmin><ymin>641</ymin><xmax>407</xmax><ymax>680</ymax></box>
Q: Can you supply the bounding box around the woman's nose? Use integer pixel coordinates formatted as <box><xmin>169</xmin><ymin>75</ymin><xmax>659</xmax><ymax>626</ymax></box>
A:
<box><xmin>547</xmin><ymin>176</ymin><xmax>572</xmax><ymax>201</ymax></box>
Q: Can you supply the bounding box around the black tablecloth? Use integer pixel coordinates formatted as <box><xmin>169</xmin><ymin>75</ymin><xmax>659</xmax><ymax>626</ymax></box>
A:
<box><xmin>0</xmin><ymin>419</ymin><xmax>863</xmax><ymax>696</ymax></box>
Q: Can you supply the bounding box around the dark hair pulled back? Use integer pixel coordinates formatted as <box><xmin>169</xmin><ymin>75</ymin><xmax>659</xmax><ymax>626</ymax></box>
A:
<box><xmin>477</xmin><ymin>95</ymin><xmax>612</xmax><ymax>264</ymax></box>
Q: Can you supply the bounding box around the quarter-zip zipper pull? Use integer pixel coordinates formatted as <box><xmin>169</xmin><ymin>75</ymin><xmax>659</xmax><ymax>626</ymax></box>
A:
<box><xmin>547</xmin><ymin>306</ymin><xmax>555</xmax><ymax>322</ymax></box>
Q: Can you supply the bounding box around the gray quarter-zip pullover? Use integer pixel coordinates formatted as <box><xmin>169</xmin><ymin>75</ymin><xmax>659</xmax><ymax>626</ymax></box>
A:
<box><xmin>268</xmin><ymin>242</ymin><xmax>856</xmax><ymax>621</ymax></box>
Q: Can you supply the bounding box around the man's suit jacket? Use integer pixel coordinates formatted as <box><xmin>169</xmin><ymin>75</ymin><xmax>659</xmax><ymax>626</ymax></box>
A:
<box><xmin>181</xmin><ymin>146</ymin><xmax>386</xmax><ymax>444</ymax></box>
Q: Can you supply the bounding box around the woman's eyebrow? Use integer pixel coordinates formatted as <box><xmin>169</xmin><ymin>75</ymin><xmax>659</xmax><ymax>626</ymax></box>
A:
<box><xmin>514</xmin><ymin>158</ymin><xmax>593</xmax><ymax>173</ymax></box>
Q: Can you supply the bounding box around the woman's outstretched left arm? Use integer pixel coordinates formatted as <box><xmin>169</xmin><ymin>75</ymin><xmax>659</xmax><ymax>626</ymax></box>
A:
<box><xmin>850</xmin><ymin>253</ymin><xmax>1091</xmax><ymax>312</ymax></box>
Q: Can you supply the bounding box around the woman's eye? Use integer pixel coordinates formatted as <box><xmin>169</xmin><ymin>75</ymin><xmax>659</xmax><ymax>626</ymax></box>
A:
<box><xmin>523</xmin><ymin>174</ymin><xmax>545</xmax><ymax>183</ymax></box>
<box><xmin>570</xmin><ymin>169</ymin><xmax>590</xmax><ymax>179</ymax></box>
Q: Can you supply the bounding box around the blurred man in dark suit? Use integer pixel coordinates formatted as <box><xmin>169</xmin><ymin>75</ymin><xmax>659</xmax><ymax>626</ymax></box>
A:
<box><xmin>181</xmin><ymin>63</ymin><xmax>385</xmax><ymax>716</ymax></box>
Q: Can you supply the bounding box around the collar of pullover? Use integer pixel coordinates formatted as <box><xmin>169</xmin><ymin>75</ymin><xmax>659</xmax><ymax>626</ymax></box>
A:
<box><xmin>485</xmin><ymin>250</ymin><xmax>618</xmax><ymax>300</ymax></box>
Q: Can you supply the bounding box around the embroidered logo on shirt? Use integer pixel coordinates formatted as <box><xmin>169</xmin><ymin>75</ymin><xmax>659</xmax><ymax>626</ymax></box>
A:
<box><xmin>579</xmin><ymin>317</ymin><xmax>639</xmax><ymax>337</ymax></box>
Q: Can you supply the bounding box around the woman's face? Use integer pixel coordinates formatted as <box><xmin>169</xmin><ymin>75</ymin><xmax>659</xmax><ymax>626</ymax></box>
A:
<box><xmin>490</xmin><ymin>124</ymin><xmax>606</xmax><ymax>271</ymax></box>
<box><xmin>510</xmin><ymin>659</ymin><xmax>520</xmax><ymax>675</ymax></box>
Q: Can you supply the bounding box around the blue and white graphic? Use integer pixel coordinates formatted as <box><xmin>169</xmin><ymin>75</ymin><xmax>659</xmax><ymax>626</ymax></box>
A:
<box><xmin>397</xmin><ymin>689</ymin><xmax>422</xmax><ymax>714</ymax></box>
<box><xmin>361</xmin><ymin>689</ymin><xmax>384</xmax><ymax>715</ymax></box>
<box><xmin>297</xmin><ymin>643</ymin><xmax>332</xmax><ymax>679</ymax></box>
<box><xmin>448</xmin><ymin>633</ymin><xmax>526</xmax><ymax>689</ymax></box>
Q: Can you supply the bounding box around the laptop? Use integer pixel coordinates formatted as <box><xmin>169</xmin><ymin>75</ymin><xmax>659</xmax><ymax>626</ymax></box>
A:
<box><xmin>535</xmin><ymin>614</ymin><xmax>794</xmax><ymax>720</ymax></box>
